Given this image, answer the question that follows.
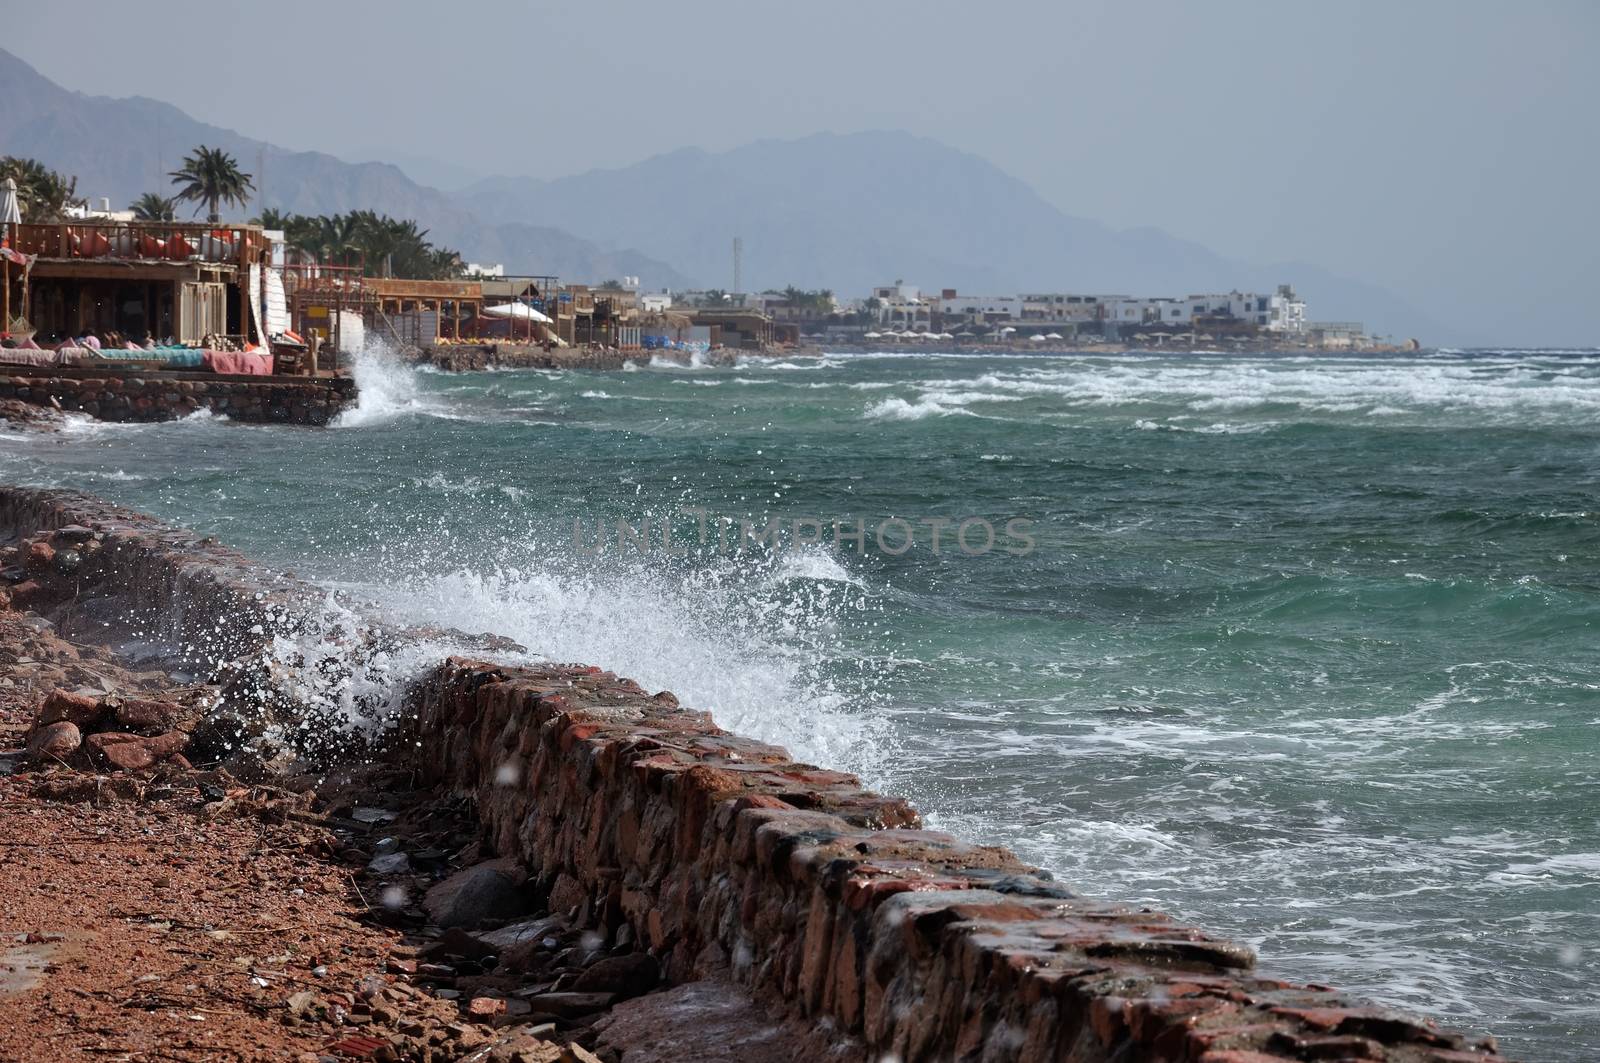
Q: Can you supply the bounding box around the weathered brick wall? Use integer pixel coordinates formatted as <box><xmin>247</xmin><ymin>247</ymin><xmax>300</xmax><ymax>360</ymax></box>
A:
<box><xmin>408</xmin><ymin>659</ymin><xmax>1507</xmax><ymax>1063</ymax></box>
<box><xmin>0</xmin><ymin>367</ymin><xmax>355</xmax><ymax>425</ymax></box>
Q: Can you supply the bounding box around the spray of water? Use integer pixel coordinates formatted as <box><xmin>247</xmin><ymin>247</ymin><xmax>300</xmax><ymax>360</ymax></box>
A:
<box><xmin>333</xmin><ymin>339</ymin><xmax>439</xmax><ymax>426</ymax></box>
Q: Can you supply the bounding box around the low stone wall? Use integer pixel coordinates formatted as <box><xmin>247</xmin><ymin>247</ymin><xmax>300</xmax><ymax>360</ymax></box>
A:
<box><xmin>0</xmin><ymin>488</ymin><xmax>1509</xmax><ymax>1062</ymax></box>
<box><xmin>409</xmin><ymin>658</ymin><xmax>1506</xmax><ymax>1063</ymax></box>
<box><xmin>0</xmin><ymin>366</ymin><xmax>356</xmax><ymax>425</ymax></box>
<box><xmin>413</xmin><ymin>343</ymin><xmax>742</xmax><ymax>372</ymax></box>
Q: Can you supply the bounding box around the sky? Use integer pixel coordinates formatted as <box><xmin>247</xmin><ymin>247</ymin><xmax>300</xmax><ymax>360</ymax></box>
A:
<box><xmin>3</xmin><ymin>0</ymin><xmax>1596</xmax><ymax>345</ymax></box>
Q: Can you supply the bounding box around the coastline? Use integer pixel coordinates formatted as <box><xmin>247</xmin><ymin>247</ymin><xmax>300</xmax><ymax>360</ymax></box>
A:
<box><xmin>0</xmin><ymin>486</ymin><xmax>1509</xmax><ymax>1062</ymax></box>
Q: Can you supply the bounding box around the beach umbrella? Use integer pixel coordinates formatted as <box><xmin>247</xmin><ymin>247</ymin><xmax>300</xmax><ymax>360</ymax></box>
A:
<box><xmin>1045</xmin><ymin>332</ymin><xmax>1063</xmax><ymax>340</ymax></box>
<box><xmin>1029</xmin><ymin>334</ymin><xmax>1047</xmax><ymax>342</ymax></box>
<box><xmin>863</xmin><ymin>331</ymin><xmax>882</xmax><ymax>339</ymax></box>
<box><xmin>0</xmin><ymin>178</ymin><xmax>19</xmax><ymax>226</ymax></box>
<box><xmin>1000</xmin><ymin>326</ymin><xmax>1017</xmax><ymax>334</ymax></box>
<box><xmin>938</xmin><ymin>332</ymin><xmax>954</xmax><ymax>340</ymax></box>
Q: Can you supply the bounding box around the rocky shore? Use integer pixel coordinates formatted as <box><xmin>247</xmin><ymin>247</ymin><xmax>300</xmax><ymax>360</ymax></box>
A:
<box><xmin>0</xmin><ymin>486</ymin><xmax>1512</xmax><ymax>1063</ymax></box>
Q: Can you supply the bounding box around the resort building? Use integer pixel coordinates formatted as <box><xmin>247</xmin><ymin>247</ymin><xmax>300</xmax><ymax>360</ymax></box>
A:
<box><xmin>5</xmin><ymin>219</ymin><xmax>274</xmax><ymax>345</ymax></box>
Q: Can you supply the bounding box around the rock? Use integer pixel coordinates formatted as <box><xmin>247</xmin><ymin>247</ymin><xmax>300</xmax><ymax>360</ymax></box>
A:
<box><xmin>479</xmin><ymin>916</ymin><xmax>565</xmax><ymax>952</ymax></box>
<box><xmin>115</xmin><ymin>698</ymin><xmax>182</xmax><ymax>730</ymax></box>
<box><xmin>368</xmin><ymin>852</ymin><xmax>412</xmax><ymax>875</ymax></box>
<box><xmin>573</xmin><ymin>953</ymin><xmax>659</xmax><ymax>1000</ymax></box>
<box><xmin>25</xmin><ymin>540</ymin><xmax>55</xmax><ymax>571</ymax></box>
<box><xmin>80</xmin><ymin>730</ymin><xmax>186</xmax><ymax>773</ymax></box>
<box><xmin>26</xmin><ymin>721</ymin><xmax>81</xmax><ymax>762</ymax></box>
<box><xmin>52</xmin><ymin>524</ymin><xmax>95</xmax><ymax>543</ymax></box>
<box><xmin>52</xmin><ymin>549</ymin><xmax>81</xmax><ymax>575</ymax></box>
<box><xmin>468</xmin><ymin>996</ymin><xmax>507</xmax><ymax>1018</ymax></box>
<box><xmin>37</xmin><ymin>688</ymin><xmax>104</xmax><ymax>729</ymax></box>
<box><xmin>517</xmin><ymin>992</ymin><xmax>615</xmax><ymax>1018</ymax></box>
<box><xmin>594</xmin><ymin>982</ymin><xmax>794</xmax><ymax>1063</ymax></box>
<box><xmin>559</xmin><ymin>1047</ymin><xmax>603</xmax><ymax>1063</ymax></box>
<box><xmin>143</xmin><ymin>731</ymin><xmax>190</xmax><ymax>757</ymax></box>
<box><xmin>436</xmin><ymin>926</ymin><xmax>497</xmax><ymax>961</ymax></box>
<box><xmin>423</xmin><ymin>860</ymin><xmax>530</xmax><ymax>928</ymax></box>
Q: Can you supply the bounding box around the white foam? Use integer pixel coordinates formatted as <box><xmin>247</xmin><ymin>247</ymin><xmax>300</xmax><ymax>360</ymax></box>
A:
<box><xmin>864</xmin><ymin>396</ymin><xmax>978</xmax><ymax>421</ymax></box>
<box><xmin>333</xmin><ymin>340</ymin><xmax>448</xmax><ymax>426</ymax></box>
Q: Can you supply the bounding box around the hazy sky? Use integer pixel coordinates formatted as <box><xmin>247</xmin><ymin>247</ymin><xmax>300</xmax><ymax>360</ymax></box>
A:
<box><xmin>4</xmin><ymin>0</ymin><xmax>1596</xmax><ymax>344</ymax></box>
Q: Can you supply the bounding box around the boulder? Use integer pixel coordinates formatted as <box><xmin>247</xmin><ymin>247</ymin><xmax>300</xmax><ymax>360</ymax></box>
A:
<box><xmin>83</xmin><ymin>731</ymin><xmax>186</xmax><ymax>772</ymax></box>
<box><xmin>573</xmin><ymin>953</ymin><xmax>660</xmax><ymax>1000</ymax></box>
<box><xmin>85</xmin><ymin>732</ymin><xmax>156</xmax><ymax>772</ymax></box>
<box><xmin>25</xmin><ymin>540</ymin><xmax>54</xmax><ymax>572</ymax></box>
<box><xmin>422</xmin><ymin>859</ymin><xmax>530</xmax><ymax>928</ymax></box>
<box><xmin>26</xmin><ymin>721</ymin><xmax>82</xmax><ymax>762</ymax></box>
<box><xmin>114</xmin><ymin>698</ymin><xmax>182</xmax><ymax>730</ymax></box>
<box><xmin>37</xmin><ymin>689</ymin><xmax>104</xmax><ymax>730</ymax></box>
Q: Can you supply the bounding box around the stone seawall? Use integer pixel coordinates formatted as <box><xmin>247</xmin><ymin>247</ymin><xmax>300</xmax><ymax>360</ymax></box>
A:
<box><xmin>413</xmin><ymin>343</ymin><xmax>742</xmax><ymax>372</ymax></box>
<box><xmin>0</xmin><ymin>366</ymin><xmax>356</xmax><ymax>425</ymax></box>
<box><xmin>408</xmin><ymin>659</ymin><xmax>1507</xmax><ymax>1063</ymax></box>
<box><xmin>413</xmin><ymin>344</ymin><xmax>639</xmax><ymax>372</ymax></box>
<box><xmin>0</xmin><ymin>487</ymin><xmax>1509</xmax><ymax>1063</ymax></box>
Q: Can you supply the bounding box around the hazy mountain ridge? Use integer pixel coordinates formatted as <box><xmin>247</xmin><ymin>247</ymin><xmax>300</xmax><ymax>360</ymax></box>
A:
<box><xmin>455</xmin><ymin>131</ymin><xmax>1446</xmax><ymax>340</ymax></box>
<box><xmin>1</xmin><ymin>48</ymin><xmax>1441</xmax><ymax>338</ymax></box>
<box><xmin>0</xmin><ymin>49</ymin><xmax>689</xmax><ymax>288</ymax></box>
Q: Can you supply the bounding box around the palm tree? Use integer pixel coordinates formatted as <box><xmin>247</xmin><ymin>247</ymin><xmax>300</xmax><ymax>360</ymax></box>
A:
<box><xmin>0</xmin><ymin>156</ymin><xmax>80</xmax><ymax>222</ymax></box>
<box><xmin>129</xmin><ymin>192</ymin><xmax>178</xmax><ymax>221</ymax></box>
<box><xmin>168</xmin><ymin>146</ymin><xmax>254</xmax><ymax>223</ymax></box>
<box><xmin>251</xmin><ymin>207</ymin><xmax>293</xmax><ymax>231</ymax></box>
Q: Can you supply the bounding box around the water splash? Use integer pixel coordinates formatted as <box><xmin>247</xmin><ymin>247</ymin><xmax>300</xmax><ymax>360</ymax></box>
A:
<box><xmin>333</xmin><ymin>339</ymin><xmax>440</xmax><ymax>426</ymax></box>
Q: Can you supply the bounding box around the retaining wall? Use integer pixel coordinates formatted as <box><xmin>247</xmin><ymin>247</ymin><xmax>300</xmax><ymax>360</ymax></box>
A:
<box><xmin>408</xmin><ymin>660</ymin><xmax>1507</xmax><ymax>1063</ymax></box>
<box><xmin>0</xmin><ymin>487</ymin><xmax>1508</xmax><ymax>1063</ymax></box>
<box><xmin>412</xmin><ymin>343</ymin><xmax>744</xmax><ymax>372</ymax></box>
<box><xmin>0</xmin><ymin>366</ymin><xmax>356</xmax><ymax>425</ymax></box>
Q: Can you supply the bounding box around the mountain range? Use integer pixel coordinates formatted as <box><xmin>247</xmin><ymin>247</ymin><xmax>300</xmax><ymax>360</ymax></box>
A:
<box><xmin>0</xmin><ymin>48</ymin><xmax>1440</xmax><ymax>339</ymax></box>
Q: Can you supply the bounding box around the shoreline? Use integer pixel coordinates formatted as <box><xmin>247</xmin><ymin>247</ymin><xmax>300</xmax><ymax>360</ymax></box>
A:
<box><xmin>0</xmin><ymin>486</ymin><xmax>1509</xmax><ymax>1062</ymax></box>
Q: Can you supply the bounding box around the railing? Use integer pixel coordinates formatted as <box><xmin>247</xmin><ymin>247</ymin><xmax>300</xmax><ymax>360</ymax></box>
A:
<box><xmin>9</xmin><ymin>222</ymin><xmax>265</xmax><ymax>266</ymax></box>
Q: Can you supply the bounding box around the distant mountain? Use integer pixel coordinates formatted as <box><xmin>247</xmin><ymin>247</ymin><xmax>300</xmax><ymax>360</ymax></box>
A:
<box><xmin>1</xmin><ymin>47</ymin><xmax>1442</xmax><ymax>339</ymax></box>
<box><xmin>456</xmin><ymin>132</ymin><xmax>1446</xmax><ymax>341</ymax></box>
<box><xmin>0</xmin><ymin>49</ymin><xmax>690</xmax><ymax>287</ymax></box>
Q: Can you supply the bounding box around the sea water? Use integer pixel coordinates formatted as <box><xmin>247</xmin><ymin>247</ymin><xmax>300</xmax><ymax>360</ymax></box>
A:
<box><xmin>3</xmin><ymin>347</ymin><xmax>1596</xmax><ymax>1059</ymax></box>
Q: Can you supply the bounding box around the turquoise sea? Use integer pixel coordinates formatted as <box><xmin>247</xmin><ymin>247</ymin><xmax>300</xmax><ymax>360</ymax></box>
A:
<box><xmin>3</xmin><ymin>348</ymin><xmax>1596</xmax><ymax>1059</ymax></box>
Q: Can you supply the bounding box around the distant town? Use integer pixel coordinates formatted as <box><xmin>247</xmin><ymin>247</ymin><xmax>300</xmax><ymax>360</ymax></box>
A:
<box><xmin>3</xmin><ymin>145</ymin><xmax>1405</xmax><ymax>412</ymax></box>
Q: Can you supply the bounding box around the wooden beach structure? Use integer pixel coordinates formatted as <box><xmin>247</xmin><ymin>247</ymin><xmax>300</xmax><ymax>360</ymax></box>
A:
<box><xmin>3</xmin><ymin>220</ymin><xmax>272</xmax><ymax>345</ymax></box>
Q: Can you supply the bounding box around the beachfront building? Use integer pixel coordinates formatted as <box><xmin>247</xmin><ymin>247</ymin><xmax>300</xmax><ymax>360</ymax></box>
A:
<box><xmin>1266</xmin><ymin>284</ymin><xmax>1307</xmax><ymax>333</ymax></box>
<box><xmin>870</xmin><ymin>281</ymin><xmax>931</xmax><ymax>330</ymax></box>
<box><xmin>6</xmin><ymin>219</ymin><xmax>274</xmax><ymax>345</ymax></box>
<box><xmin>934</xmin><ymin>291</ymin><xmax>1021</xmax><ymax>327</ymax></box>
<box><xmin>1019</xmin><ymin>293</ymin><xmax>1119</xmax><ymax>323</ymax></box>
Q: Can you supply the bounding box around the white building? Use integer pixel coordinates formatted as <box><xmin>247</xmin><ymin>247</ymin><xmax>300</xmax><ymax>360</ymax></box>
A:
<box><xmin>1020</xmin><ymin>293</ymin><xmax>1118</xmax><ymax>322</ymax></box>
<box><xmin>870</xmin><ymin>281</ymin><xmax>931</xmax><ymax>328</ymax></box>
<box><xmin>640</xmin><ymin>292</ymin><xmax>672</xmax><ymax>313</ymax></box>
<box><xmin>935</xmin><ymin>292</ymin><xmax>1021</xmax><ymax>324</ymax></box>
<box><xmin>1266</xmin><ymin>284</ymin><xmax>1307</xmax><ymax>333</ymax></box>
<box><xmin>462</xmin><ymin>262</ymin><xmax>505</xmax><ymax>278</ymax></box>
